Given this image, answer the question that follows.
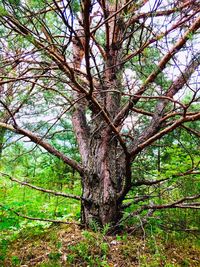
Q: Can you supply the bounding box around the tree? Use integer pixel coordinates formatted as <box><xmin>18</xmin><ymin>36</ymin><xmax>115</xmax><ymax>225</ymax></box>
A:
<box><xmin>0</xmin><ymin>0</ymin><xmax>199</xmax><ymax>230</ymax></box>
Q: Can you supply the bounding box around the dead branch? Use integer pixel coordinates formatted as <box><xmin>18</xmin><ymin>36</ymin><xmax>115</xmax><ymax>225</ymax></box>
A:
<box><xmin>0</xmin><ymin>172</ymin><xmax>82</xmax><ymax>200</ymax></box>
<box><xmin>0</xmin><ymin>204</ymin><xmax>81</xmax><ymax>225</ymax></box>
<box><xmin>147</xmin><ymin>194</ymin><xmax>200</xmax><ymax>210</ymax></box>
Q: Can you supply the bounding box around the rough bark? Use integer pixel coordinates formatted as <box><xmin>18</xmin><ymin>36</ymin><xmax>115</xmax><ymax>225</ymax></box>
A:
<box><xmin>81</xmin><ymin>123</ymin><xmax>127</xmax><ymax>226</ymax></box>
<box><xmin>0</xmin><ymin>127</ymin><xmax>6</xmax><ymax>158</ymax></box>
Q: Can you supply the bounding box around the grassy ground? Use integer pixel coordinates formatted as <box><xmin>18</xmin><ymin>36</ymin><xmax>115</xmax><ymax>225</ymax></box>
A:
<box><xmin>1</xmin><ymin>223</ymin><xmax>199</xmax><ymax>267</ymax></box>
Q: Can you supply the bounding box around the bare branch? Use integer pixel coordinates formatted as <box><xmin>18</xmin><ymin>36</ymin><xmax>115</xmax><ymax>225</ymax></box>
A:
<box><xmin>131</xmin><ymin>112</ymin><xmax>200</xmax><ymax>156</ymax></box>
<box><xmin>147</xmin><ymin>194</ymin><xmax>200</xmax><ymax>210</ymax></box>
<box><xmin>114</xmin><ymin>15</ymin><xmax>200</xmax><ymax>126</ymax></box>
<box><xmin>0</xmin><ymin>172</ymin><xmax>82</xmax><ymax>200</ymax></box>
<box><xmin>0</xmin><ymin>122</ymin><xmax>84</xmax><ymax>174</ymax></box>
<box><xmin>130</xmin><ymin>52</ymin><xmax>200</xmax><ymax>155</ymax></box>
<box><xmin>0</xmin><ymin>204</ymin><xmax>81</xmax><ymax>225</ymax></box>
<box><xmin>127</xmin><ymin>0</ymin><xmax>197</xmax><ymax>25</ymax></box>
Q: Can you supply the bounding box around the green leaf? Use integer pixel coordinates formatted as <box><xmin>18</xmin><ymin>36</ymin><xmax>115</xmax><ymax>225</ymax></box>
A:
<box><xmin>0</xmin><ymin>5</ymin><xmax>8</xmax><ymax>15</ymax></box>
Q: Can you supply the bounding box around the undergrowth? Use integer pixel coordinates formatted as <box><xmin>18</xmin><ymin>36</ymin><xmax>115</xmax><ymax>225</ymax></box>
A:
<box><xmin>0</xmin><ymin>222</ymin><xmax>199</xmax><ymax>267</ymax></box>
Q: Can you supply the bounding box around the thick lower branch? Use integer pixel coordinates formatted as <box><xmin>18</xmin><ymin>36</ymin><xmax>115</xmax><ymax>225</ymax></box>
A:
<box><xmin>0</xmin><ymin>122</ymin><xmax>84</xmax><ymax>174</ymax></box>
<box><xmin>131</xmin><ymin>113</ymin><xmax>200</xmax><ymax>156</ymax></box>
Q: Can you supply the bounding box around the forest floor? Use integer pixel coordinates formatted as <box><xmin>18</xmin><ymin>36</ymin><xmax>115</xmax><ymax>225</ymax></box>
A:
<box><xmin>1</xmin><ymin>223</ymin><xmax>200</xmax><ymax>267</ymax></box>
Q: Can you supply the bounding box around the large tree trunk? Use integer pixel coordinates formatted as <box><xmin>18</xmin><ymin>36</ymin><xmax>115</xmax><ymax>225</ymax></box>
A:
<box><xmin>72</xmin><ymin>101</ymin><xmax>129</xmax><ymax>227</ymax></box>
<box><xmin>81</xmin><ymin>127</ymin><xmax>124</xmax><ymax>227</ymax></box>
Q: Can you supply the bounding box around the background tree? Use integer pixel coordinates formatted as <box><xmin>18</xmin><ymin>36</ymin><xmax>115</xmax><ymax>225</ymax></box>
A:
<box><xmin>0</xmin><ymin>0</ymin><xmax>199</xmax><ymax>230</ymax></box>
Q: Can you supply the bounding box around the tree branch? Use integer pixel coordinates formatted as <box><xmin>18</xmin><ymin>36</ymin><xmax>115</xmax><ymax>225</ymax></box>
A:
<box><xmin>119</xmin><ymin>194</ymin><xmax>200</xmax><ymax>232</ymax></box>
<box><xmin>0</xmin><ymin>204</ymin><xmax>81</xmax><ymax>225</ymax></box>
<box><xmin>114</xmin><ymin>15</ymin><xmax>200</xmax><ymax>126</ymax></box>
<box><xmin>0</xmin><ymin>10</ymin><xmax>129</xmax><ymax>155</ymax></box>
<box><xmin>0</xmin><ymin>122</ymin><xmax>84</xmax><ymax>174</ymax></box>
<box><xmin>146</xmin><ymin>194</ymin><xmax>200</xmax><ymax>210</ymax></box>
<box><xmin>131</xmin><ymin>112</ymin><xmax>200</xmax><ymax>156</ymax></box>
<box><xmin>122</xmin><ymin>195</ymin><xmax>155</xmax><ymax>208</ymax></box>
<box><xmin>130</xmin><ymin>51</ymin><xmax>200</xmax><ymax>156</ymax></box>
<box><xmin>181</xmin><ymin>125</ymin><xmax>200</xmax><ymax>138</ymax></box>
<box><xmin>82</xmin><ymin>0</ymin><xmax>94</xmax><ymax>96</ymax></box>
<box><xmin>127</xmin><ymin>0</ymin><xmax>196</xmax><ymax>26</ymax></box>
<box><xmin>0</xmin><ymin>172</ymin><xmax>82</xmax><ymax>200</ymax></box>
